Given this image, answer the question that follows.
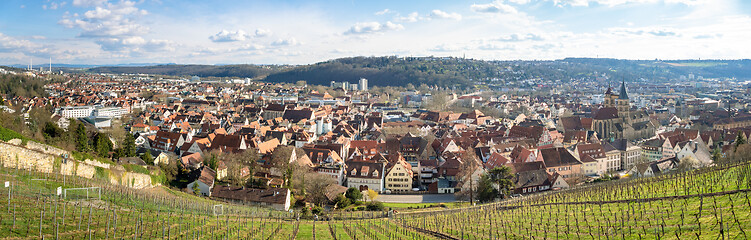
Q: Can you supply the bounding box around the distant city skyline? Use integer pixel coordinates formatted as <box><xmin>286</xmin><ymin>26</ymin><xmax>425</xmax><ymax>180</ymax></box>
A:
<box><xmin>0</xmin><ymin>0</ymin><xmax>749</xmax><ymax>65</ymax></box>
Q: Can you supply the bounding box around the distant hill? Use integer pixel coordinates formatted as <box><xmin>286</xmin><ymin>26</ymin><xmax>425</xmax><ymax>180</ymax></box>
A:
<box><xmin>88</xmin><ymin>64</ymin><xmax>285</xmax><ymax>79</ymax></box>
<box><xmin>562</xmin><ymin>58</ymin><xmax>751</xmax><ymax>80</ymax></box>
<box><xmin>263</xmin><ymin>56</ymin><xmax>498</xmax><ymax>88</ymax></box>
<box><xmin>55</xmin><ymin>57</ymin><xmax>751</xmax><ymax>88</ymax></box>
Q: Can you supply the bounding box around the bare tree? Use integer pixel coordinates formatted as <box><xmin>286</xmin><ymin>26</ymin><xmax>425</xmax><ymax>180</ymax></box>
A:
<box><xmin>304</xmin><ymin>172</ymin><xmax>336</xmax><ymax>206</ymax></box>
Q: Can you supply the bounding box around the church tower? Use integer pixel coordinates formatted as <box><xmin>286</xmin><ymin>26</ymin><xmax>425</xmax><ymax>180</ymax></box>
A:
<box><xmin>604</xmin><ymin>85</ymin><xmax>617</xmax><ymax>108</ymax></box>
<box><xmin>617</xmin><ymin>80</ymin><xmax>630</xmax><ymax>119</ymax></box>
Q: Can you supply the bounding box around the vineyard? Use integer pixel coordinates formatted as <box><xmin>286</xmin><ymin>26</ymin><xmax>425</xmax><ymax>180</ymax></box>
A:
<box><xmin>1</xmin><ymin>158</ymin><xmax>750</xmax><ymax>239</ymax></box>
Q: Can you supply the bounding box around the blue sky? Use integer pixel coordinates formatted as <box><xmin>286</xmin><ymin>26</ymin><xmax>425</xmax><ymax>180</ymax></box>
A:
<box><xmin>0</xmin><ymin>0</ymin><xmax>749</xmax><ymax>65</ymax></box>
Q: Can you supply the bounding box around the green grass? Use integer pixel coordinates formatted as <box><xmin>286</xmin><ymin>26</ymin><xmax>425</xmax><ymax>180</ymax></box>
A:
<box><xmin>122</xmin><ymin>163</ymin><xmax>149</xmax><ymax>175</ymax></box>
<box><xmin>1</xmin><ymin>149</ymin><xmax>750</xmax><ymax>239</ymax></box>
<box><xmin>0</xmin><ymin>126</ymin><xmax>27</xmax><ymax>142</ymax></box>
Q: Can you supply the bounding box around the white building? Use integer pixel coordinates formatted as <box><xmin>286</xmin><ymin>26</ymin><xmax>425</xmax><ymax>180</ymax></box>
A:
<box><xmin>92</xmin><ymin>107</ymin><xmax>128</xmax><ymax>119</ymax></box>
<box><xmin>59</xmin><ymin>106</ymin><xmax>95</xmax><ymax>118</ymax></box>
<box><xmin>359</xmin><ymin>78</ymin><xmax>368</xmax><ymax>91</ymax></box>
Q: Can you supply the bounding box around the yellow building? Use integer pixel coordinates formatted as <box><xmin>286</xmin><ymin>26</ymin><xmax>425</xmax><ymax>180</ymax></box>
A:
<box><xmin>385</xmin><ymin>156</ymin><xmax>413</xmax><ymax>193</ymax></box>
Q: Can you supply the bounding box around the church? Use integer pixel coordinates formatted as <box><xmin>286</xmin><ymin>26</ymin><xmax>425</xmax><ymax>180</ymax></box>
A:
<box><xmin>592</xmin><ymin>81</ymin><xmax>655</xmax><ymax>141</ymax></box>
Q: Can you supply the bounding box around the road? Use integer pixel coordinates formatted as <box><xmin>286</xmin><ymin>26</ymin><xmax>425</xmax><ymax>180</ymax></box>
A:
<box><xmin>376</xmin><ymin>194</ymin><xmax>458</xmax><ymax>203</ymax></box>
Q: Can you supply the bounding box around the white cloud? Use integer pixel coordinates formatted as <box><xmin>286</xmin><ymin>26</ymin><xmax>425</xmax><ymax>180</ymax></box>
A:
<box><xmin>209</xmin><ymin>30</ymin><xmax>250</xmax><ymax>42</ymax></box>
<box><xmin>494</xmin><ymin>33</ymin><xmax>545</xmax><ymax>42</ymax></box>
<box><xmin>43</xmin><ymin>2</ymin><xmax>66</xmax><ymax>10</ymax></box>
<box><xmin>271</xmin><ymin>37</ymin><xmax>301</xmax><ymax>46</ymax></box>
<box><xmin>471</xmin><ymin>1</ymin><xmax>518</xmax><ymax>14</ymax></box>
<box><xmin>96</xmin><ymin>36</ymin><xmax>175</xmax><ymax>52</ymax></box>
<box><xmin>240</xmin><ymin>43</ymin><xmax>265</xmax><ymax>50</ymax></box>
<box><xmin>60</xmin><ymin>1</ymin><xmax>149</xmax><ymax>38</ymax></box>
<box><xmin>430</xmin><ymin>44</ymin><xmax>467</xmax><ymax>52</ymax></box>
<box><xmin>430</xmin><ymin>10</ymin><xmax>462</xmax><ymax>21</ymax></box>
<box><xmin>395</xmin><ymin>12</ymin><xmax>420</xmax><ymax>23</ymax></box>
<box><xmin>552</xmin><ymin>0</ymin><xmax>711</xmax><ymax>7</ymax></box>
<box><xmin>254</xmin><ymin>28</ymin><xmax>272</xmax><ymax>37</ymax></box>
<box><xmin>0</xmin><ymin>33</ymin><xmax>38</xmax><ymax>52</ymax></box>
<box><xmin>72</xmin><ymin>0</ymin><xmax>107</xmax><ymax>7</ymax></box>
<box><xmin>607</xmin><ymin>27</ymin><xmax>681</xmax><ymax>37</ymax></box>
<box><xmin>375</xmin><ymin>9</ymin><xmax>391</xmax><ymax>15</ymax></box>
<box><xmin>344</xmin><ymin>21</ymin><xmax>404</xmax><ymax>35</ymax></box>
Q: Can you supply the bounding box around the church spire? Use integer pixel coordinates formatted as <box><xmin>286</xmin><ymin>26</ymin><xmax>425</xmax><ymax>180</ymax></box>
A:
<box><xmin>618</xmin><ymin>79</ymin><xmax>629</xmax><ymax>100</ymax></box>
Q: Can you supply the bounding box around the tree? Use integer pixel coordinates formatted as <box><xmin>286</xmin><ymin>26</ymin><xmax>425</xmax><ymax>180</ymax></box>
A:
<box><xmin>42</xmin><ymin>122</ymin><xmax>64</xmax><ymax>140</ymax></box>
<box><xmin>141</xmin><ymin>151</ymin><xmax>153</xmax><ymax>165</ymax></box>
<box><xmin>160</xmin><ymin>160</ymin><xmax>179</xmax><ymax>184</ymax></box>
<box><xmin>192</xmin><ymin>183</ymin><xmax>200</xmax><ymax>195</ymax></box>
<box><xmin>366</xmin><ymin>201</ymin><xmax>385</xmax><ymax>211</ymax></box>
<box><xmin>711</xmin><ymin>147</ymin><xmax>722</xmax><ymax>164</ymax></box>
<box><xmin>304</xmin><ymin>172</ymin><xmax>336</xmax><ymax>206</ymax></box>
<box><xmin>345</xmin><ymin>187</ymin><xmax>363</xmax><ymax>202</ymax></box>
<box><xmin>488</xmin><ymin>166</ymin><xmax>514</xmax><ymax>198</ymax></box>
<box><xmin>735</xmin><ymin>131</ymin><xmax>746</xmax><ymax>152</ymax></box>
<box><xmin>333</xmin><ymin>194</ymin><xmax>351</xmax><ymax>209</ymax></box>
<box><xmin>74</xmin><ymin>121</ymin><xmax>90</xmax><ymax>152</ymax></box>
<box><xmin>457</xmin><ymin>150</ymin><xmax>481</xmax><ymax>204</ymax></box>
<box><xmin>203</xmin><ymin>151</ymin><xmax>219</xmax><ymax>171</ymax></box>
<box><xmin>123</xmin><ymin>133</ymin><xmax>136</xmax><ymax>157</ymax></box>
<box><xmin>93</xmin><ymin>133</ymin><xmax>113</xmax><ymax>157</ymax></box>
<box><xmin>366</xmin><ymin>189</ymin><xmax>379</xmax><ymax>202</ymax></box>
<box><xmin>476</xmin><ymin>174</ymin><xmax>499</xmax><ymax>203</ymax></box>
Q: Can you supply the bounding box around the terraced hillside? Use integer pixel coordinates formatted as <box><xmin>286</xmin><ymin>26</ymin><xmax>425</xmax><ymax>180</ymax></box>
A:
<box><xmin>1</xmin><ymin>156</ymin><xmax>750</xmax><ymax>239</ymax></box>
<box><xmin>396</xmin><ymin>160</ymin><xmax>751</xmax><ymax>239</ymax></box>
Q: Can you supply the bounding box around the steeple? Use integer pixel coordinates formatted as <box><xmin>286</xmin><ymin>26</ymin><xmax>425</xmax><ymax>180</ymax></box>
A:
<box><xmin>618</xmin><ymin>79</ymin><xmax>628</xmax><ymax>100</ymax></box>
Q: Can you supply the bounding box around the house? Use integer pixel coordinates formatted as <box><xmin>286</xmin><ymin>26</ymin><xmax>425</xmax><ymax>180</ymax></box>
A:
<box><xmin>628</xmin><ymin>157</ymin><xmax>678</xmax><ymax>177</ymax></box>
<box><xmin>216</xmin><ymin>161</ymin><xmax>228</xmax><ymax>180</ymax></box>
<box><xmin>209</xmin><ymin>134</ymin><xmax>247</xmax><ymax>152</ymax></box>
<box><xmin>211</xmin><ymin>185</ymin><xmax>291</xmax><ymax>211</ymax></box>
<box><xmin>345</xmin><ymin>161</ymin><xmax>385</xmax><ymax>192</ymax></box>
<box><xmin>507</xmin><ymin>125</ymin><xmax>553</xmax><ymax>147</ymax></box>
<box><xmin>384</xmin><ymin>155</ymin><xmax>413</xmax><ymax>193</ymax></box>
<box><xmin>601</xmin><ymin>142</ymin><xmax>622</xmax><ymax>173</ymax></box>
<box><xmin>180</xmin><ymin>152</ymin><xmax>203</xmax><ymax>170</ymax></box>
<box><xmin>611</xmin><ymin>139</ymin><xmax>642</xmax><ymax>170</ymax></box>
<box><xmin>303</xmin><ymin>147</ymin><xmax>343</xmax><ymax>165</ymax></box>
<box><xmin>187</xmin><ymin>167</ymin><xmax>216</xmax><ymax>197</ymax></box>
<box><xmin>152</xmin><ymin>130</ymin><xmax>186</xmax><ymax>153</ymax></box>
<box><xmin>573</xmin><ymin>143</ymin><xmax>607</xmax><ymax>176</ymax></box>
<box><xmin>512</xmin><ymin>169</ymin><xmax>552</xmax><ymax>194</ymax></box>
<box><xmin>675</xmin><ymin>140</ymin><xmax>712</xmax><ymax>168</ymax></box>
<box><xmin>153</xmin><ymin>152</ymin><xmax>176</xmax><ymax>166</ymax></box>
<box><xmin>316</xmin><ymin>163</ymin><xmax>346</xmax><ymax>185</ymax></box>
<box><xmin>549</xmin><ymin>173</ymin><xmax>569</xmax><ymax>190</ymax></box>
<box><xmin>539</xmin><ymin>147</ymin><xmax>583</xmax><ymax>181</ymax></box>
<box><xmin>428</xmin><ymin>178</ymin><xmax>455</xmax><ymax>194</ymax></box>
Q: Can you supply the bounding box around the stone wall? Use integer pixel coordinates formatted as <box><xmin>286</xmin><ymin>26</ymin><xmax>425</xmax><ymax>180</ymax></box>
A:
<box><xmin>0</xmin><ymin>141</ymin><xmax>154</xmax><ymax>189</ymax></box>
<box><xmin>84</xmin><ymin>159</ymin><xmax>111</xmax><ymax>169</ymax></box>
<box><xmin>0</xmin><ymin>142</ymin><xmax>54</xmax><ymax>173</ymax></box>
<box><xmin>120</xmin><ymin>172</ymin><xmax>153</xmax><ymax>189</ymax></box>
<box><xmin>25</xmin><ymin>141</ymin><xmax>70</xmax><ymax>157</ymax></box>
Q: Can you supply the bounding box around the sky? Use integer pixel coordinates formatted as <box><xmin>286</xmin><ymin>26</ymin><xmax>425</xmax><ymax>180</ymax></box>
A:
<box><xmin>0</xmin><ymin>0</ymin><xmax>750</xmax><ymax>65</ymax></box>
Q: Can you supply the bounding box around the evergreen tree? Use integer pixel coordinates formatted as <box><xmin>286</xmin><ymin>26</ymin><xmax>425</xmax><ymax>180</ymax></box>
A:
<box><xmin>345</xmin><ymin>187</ymin><xmax>363</xmax><ymax>202</ymax></box>
<box><xmin>476</xmin><ymin>174</ymin><xmax>499</xmax><ymax>203</ymax></box>
<box><xmin>735</xmin><ymin>131</ymin><xmax>746</xmax><ymax>152</ymax></box>
<box><xmin>123</xmin><ymin>133</ymin><xmax>136</xmax><ymax>157</ymax></box>
<box><xmin>488</xmin><ymin>166</ymin><xmax>514</xmax><ymax>198</ymax></box>
<box><xmin>141</xmin><ymin>151</ymin><xmax>154</xmax><ymax>165</ymax></box>
<box><xmin>74</xmin><ymin>122</ymin><xmax>89</xmax><ymax>152</ymax></box>
<box><xmin>93</xmin><ymin>133</ymin><xmax>113</xmax><ymax>157</ymax></box>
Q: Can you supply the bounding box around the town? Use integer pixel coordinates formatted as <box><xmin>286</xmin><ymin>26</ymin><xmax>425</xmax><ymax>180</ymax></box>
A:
<box><xmin>1</xmin><ymin>61</ymin><xmax>744</xmax><ymax>215</ymax></box>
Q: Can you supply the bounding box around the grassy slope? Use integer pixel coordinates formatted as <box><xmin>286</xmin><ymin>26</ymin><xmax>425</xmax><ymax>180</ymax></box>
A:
<box><xmin>1</xmin><ymin>144</ymin><xmax>749</xmax><ymax>239</ymax></box>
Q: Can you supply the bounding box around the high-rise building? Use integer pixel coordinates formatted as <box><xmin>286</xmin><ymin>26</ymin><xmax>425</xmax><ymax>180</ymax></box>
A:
<box><xmin>359</xmin><ymin>78</ymin><xmax>368</xmax><ymax>91</ymax></box>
